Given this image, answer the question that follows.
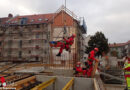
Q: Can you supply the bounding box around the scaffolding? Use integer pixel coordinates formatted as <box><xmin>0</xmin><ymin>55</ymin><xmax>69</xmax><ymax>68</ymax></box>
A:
<box><xmin>2</xmin><ymin>24</ymin><xmax>49</xmax><ymax>62</ymax></box>
<box><xmin>49</xmin><ymin>6</ymin><xmax>86</xmax><ymax>69</ymax></box>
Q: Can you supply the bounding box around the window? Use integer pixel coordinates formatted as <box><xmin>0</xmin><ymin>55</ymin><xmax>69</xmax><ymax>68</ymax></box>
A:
<box><xmin>35</xmin><ymin>56</ymin><xmax>39</xmax><ymax>61</ymax></box>
<box><xmin>14</xmin><ymin>21</ymin><xmax>17</xmax><ymax>23</ymax></box>
<box><xmin>45</xmin><ymin>18</ymin><xmax>48</xmax><ymax>21</ymax></box>
<box><xmin>19</xmin><ymin>31</ymin><xmax>23</xmax><ymax>37</ymax></box>
<box><xmin>0</xmin><ymin>42</ymin><xmax>2</xmax><ymax>46</ymax></box>
<box><xmin>8</xmin><ymin>50</ymin><xmax>12</xmax><ymax>56</ymax></box>
<box><xmin>8</xmin><ymin>40</ymin><xmax>12</xmax><ymax>45</ymax></box>
<box><xmin>31</xmin><ymin>19</ymin><xmax>34</xmax><ymax>22</ymax></box>
<box><xmin>44</xmin><ymin>51</ymin><xmax>47</xmax><ymax>54</ymax></box>
<box><xmin>28</xmin><ymin>40</ymin><xmax>31</xmax><ymax>43</ymax></box>
<box><xmin>28</xmin><ymin>50</ymin><xmax>31</xmax><ymax>54</ymax></box>
<box><xmin>19</xmin><ymin>51</ymin><xmax>22</xmax><ymax>58</ymax></box>
<box><xmin>19</xmin><ymin>40</ymin><xmax>22</xmax><ymax>48</ymax></box>
<box><xmin>20</xmin><ymin>18</ymin><xmax>28</xmax><ymax>25</ymax></box>
<box><xmin>38</xmin><ymin>18</ymin><xmax>42</xmax><ymax>21</ymax></box>
<box><xmin>11</xmin><ymin>21</ymin><xmax>15</xmax><ymax>24</ymax></box>
<box><xmin>15</xmin><ymin>26</ymin><xmax>19</xmax><ymax>29</ymax></box>
<box><xmin>44</xmin><ymin>40</ymin><xmax>47</xmax><ymax>43</ymax></box>
<box><xmin>9</xmin><ymin>31</ymin><xmax>12</xmax><ymax>34</ymax></box>
<box><xmin>21</xmin><ymin>20</ymin><xmax>24</xmax><ymax>24</ymax></box>
<box><xmin>36</xmin><ymin>24</ymin><xmax>40</xmax><ymax>28</ymax></box>
<box><xmin>36</xmin><ymin>45</ymin><xmax>39</xmax><ymax>49</ymax></box>
<box><xmin>36</xmin><ymin>34</ymin><xmax>39</xmax><ymax>39</ymax></box>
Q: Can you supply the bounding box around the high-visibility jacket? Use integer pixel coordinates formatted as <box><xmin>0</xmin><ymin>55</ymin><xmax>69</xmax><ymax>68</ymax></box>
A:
<box><xmin>124</xmin><ymin>62</ymin><xmax>130</xmax><ymax>89</ymax></box>
<box><xmin>124</xmin><ymin>62</ymin><xmax>130</xmax><ymax>71</ymax></box>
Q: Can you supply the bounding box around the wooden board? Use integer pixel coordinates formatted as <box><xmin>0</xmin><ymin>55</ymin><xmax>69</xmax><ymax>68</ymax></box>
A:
<box><xmin>92</xmin><ymin>61</ymin><xmax>99</xmax><ymax>78</ymax></box>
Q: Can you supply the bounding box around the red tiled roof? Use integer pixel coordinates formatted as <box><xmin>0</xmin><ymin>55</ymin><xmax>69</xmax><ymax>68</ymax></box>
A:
<box><xmin>8</xmin><ymin>13</ymin><xmax>56</xmax><ymax>25</ymax></box>
<box><xmin>109</xmin><ymin>40</ymin><xmax>130</xmax><ymax>47</ymax></box>
<box><xmin>0</xmin><ymin>17</ymin><xmax>10</xmax><ymax>25</ymax></box>
<box><xmin>127</xmin><ymin>40</ymin><xmax>130</xmax><ymax>44</ymax></box>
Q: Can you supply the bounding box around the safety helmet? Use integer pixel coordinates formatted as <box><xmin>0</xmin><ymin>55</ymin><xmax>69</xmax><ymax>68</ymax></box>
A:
<box><xmin>94</xmin><ymin>48</ymin><xmax>99</xmax><ymax>51</ymax></box>
<box><xmin>72</xmin><ymin>34</ymin><xmax>76</xmax><ymax>37</ymax></box>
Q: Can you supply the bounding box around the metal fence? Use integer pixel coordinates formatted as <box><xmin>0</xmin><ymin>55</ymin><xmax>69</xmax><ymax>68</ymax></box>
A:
<box><xmin>48</xmin><ymin>48</ymin><xmax>77</xmax><ymax>69</ymax></box>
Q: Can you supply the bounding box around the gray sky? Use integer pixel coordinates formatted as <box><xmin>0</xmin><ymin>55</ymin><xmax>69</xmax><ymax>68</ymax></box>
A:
<box><xmin>0</xmin><ymin>0</ymin><xmax>130</xmax><ymax>43</ymax></box>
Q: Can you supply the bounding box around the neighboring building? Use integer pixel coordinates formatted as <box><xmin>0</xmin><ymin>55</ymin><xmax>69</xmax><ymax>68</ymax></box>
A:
<box><xmin>0</xmin><ymin>13</ymin><xmax>13</xmax><ymax>61</ymax></box>
<box><xmin>84</xmin><ymin>35</ymin><xmax>91</xmax><ymax>47</ymax></box>
<box><xmin>82</xmin><ymin>35</ymin><xmax>91</xmax><ymax>61</ymax></box>
<box><xmin>0</xmin><ymin>13</ymin><xmax>52</xmax><ymax>62</ymax></box>
<box><xmin>0</xmin><ymin>6</ymin><xmax>87</xmax><ymax>67</ymax></box>
<box><xmin>109</xmin><ymin>40</ymin><xmax>130</xmax><ymax>58</ymax></box>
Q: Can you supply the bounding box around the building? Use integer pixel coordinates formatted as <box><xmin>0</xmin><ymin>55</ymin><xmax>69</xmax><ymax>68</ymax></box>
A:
<box><xmin>109</xmin><ymin>40</ymin><xmax>130</xmax><ymax>58</ymax></box>
<box><xmin>82</xmin><ymin>35</ymin><xmax>91</xmax><ymax>61</ymax></box>
<box><xmin>0</xmin><ymin>13</ymin><xmax>14</xmax><ymax>61</ymax></box>
<box><xmin>0</xmin><ymin>6</ymin><xmax>87</xmax><ymax>67</ymax></box>
<box><xmin>49</xmin><ymin>6</ymin><xmax>87</xmax><ymax>66</ymax></box>
<box><xmin>0</xmin><ymin>13</ymin><xmax>52</xmax><ymax>62</ymax></box>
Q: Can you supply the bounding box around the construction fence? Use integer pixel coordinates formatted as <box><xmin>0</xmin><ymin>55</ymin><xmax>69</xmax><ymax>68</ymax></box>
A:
<box><xmin>48</xmin><ymin>48</ymin><xmax>77</xmax><ymax>69</ymax></box>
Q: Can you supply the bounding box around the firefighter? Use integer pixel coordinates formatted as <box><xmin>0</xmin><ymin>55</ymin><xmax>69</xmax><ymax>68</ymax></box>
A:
<box><xmin>0</xmin><ymin>76</ymin><xmax>6</xmax><ymax>87</ymax></box>
<box><xmin>56</xmin><ymin>34</ymin><xmax>76</xmax><ymax>56</ymax></box>
<box><xmin>74</xmin><ymin>62</ymin><xmax>83</xmax><ymax>77</ymax></box>
<box><xmin>85</xmin><ymin>48</ymin><xmax>99</xmax><ymax>77</ymax></box>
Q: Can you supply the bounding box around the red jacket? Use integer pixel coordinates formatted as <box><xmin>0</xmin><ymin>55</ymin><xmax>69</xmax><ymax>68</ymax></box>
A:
<box><xmin>1</xmin><ymin>77</ymin><xmax>5</xmax><ymax>83</ymax></box>
<box><xmin>63</xmin><ymin>36</ymin><xmax>74</xmax><ymax>45</ymax></box>
<box><xmin>68</xmin><ymin>36</ymin><xmax>74</xmax><ymax>45</ymax></box>
<box><xmin>88</xmin><ymin>50</ymin><xmax>96</xmax><ymax>64</ymax></box>
<box><xmin>76</xmin><ymin>67</ymin><xmax>82</xmax><ymax>72</ymax></box>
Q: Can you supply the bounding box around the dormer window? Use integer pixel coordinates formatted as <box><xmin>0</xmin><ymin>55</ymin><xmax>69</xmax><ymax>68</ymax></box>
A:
<box><xmin>11</xmin><ymin>21</ymin><xmax>15</xmax><ymax>23</ymax></box>
<box><xmin>45</xmin><ymin>18</ymin><xmax>48</xmax><ymax>21</ymax></box>
<box><xmin>31</xmin><ymin>19</ymin><xmax>34</xmax><ymax>22</ymax></box>
<box><xmin>20</xmin><ymin>18</ymin><xmax>28</xmax><ymax>25</ymax></box>
<box><xmin>14</xmin><ymin>21</ymin><xmax>17</xmax><ymax>23</ymax></box>
<box><xmin>38</xmin><ymin>18</ymin><xmax>42</xmax><ymax>21</ymax></box>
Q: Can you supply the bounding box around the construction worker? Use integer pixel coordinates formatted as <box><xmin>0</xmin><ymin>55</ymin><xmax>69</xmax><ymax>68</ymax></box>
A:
<box><xmin>74</xmin><ymin>62</ymin><xmax>82</xmax><ymax>76</ymax></box>
<box><xmin>124</xmin><ymin>56</ymin><xmax>130</xmax><ymax>64</ymax></box>
<box><xmin>0</xmin><ymin>76</ymin><xmax>6</xmax><ymax>87</ymax></box>
<box><xmin>124</xmin><ymin>56</ymin><xmax>130</xmax><ymax>90</ymax></box>
<box><xmin>85</xmin><ymin>48</ymin><xmax>99</xmax><ymax>77</ymax></box>
<box><xmin>56</xmin><ymin>34</ymin><xmax>76</xmax><ymax>56</ymax></box>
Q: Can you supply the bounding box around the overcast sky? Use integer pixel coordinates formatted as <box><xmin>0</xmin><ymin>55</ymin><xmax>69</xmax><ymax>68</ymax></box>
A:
<box><xmin>0</xmin><ymin>0</ymin><xmax>130</xmax><ymax>43</ymax></box>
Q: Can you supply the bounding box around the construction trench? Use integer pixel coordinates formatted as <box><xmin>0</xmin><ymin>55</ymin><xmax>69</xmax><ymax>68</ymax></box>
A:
<box><xmin>0</xmin><ymin>67</ymin><xmax>99</xmax><ymax>90</ymax></box>
<box><xmin>0</xmin><ymin>74</ymin><xmax>98</xmax><ymax>90</ymax></box>
<box><xmin>0</xmin><ymin>62</ymin><xmax>126</xmax><ymax>90</ymax></box>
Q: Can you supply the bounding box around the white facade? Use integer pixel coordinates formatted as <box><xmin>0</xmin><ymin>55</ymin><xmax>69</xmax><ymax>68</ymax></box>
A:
<box><xmin>82</xmin><ymin>35</ymin><xmax>91</xmax><ymax>62</ymax></box>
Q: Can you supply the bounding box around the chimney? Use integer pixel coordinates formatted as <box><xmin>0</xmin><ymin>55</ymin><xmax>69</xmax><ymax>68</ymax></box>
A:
<box><xmin>8</xmin><ymin>13</ymin><xmax>13</xmax><ymax>18</ymax></box>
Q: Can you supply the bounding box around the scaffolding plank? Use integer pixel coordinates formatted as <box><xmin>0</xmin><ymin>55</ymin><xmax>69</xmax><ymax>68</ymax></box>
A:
<box><xmin>15</xmin><ymin>76</ymin><xmax>36</xmax><ymax>87</ymax></box>
<box><xmin>6</xmin><ymin>76</ymin><xmax>36</xmax><ymax>90</ymax></box>
<box><xmin>62</xmin><ymin>78</ymin><xmax>74</xmax><ymax>90</ymax></box>
<box><xmin>31</xmin><ymin>77</ymin><xmax>56</xmax><ymax>90</ymax></box>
